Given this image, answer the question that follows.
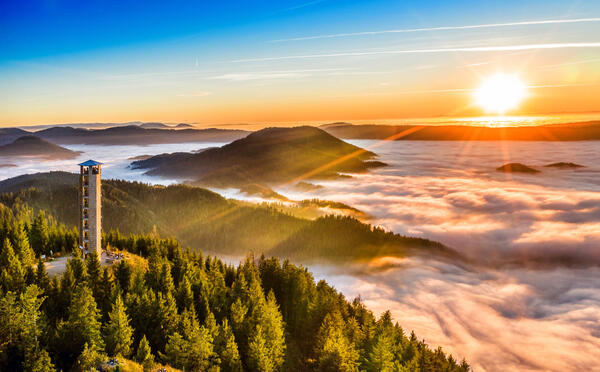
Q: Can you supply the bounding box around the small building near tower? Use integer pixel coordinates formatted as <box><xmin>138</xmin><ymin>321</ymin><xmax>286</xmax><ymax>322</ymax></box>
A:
<box><xmin>79</xmin><ymin>160</ymin><xmax>102</xmax><ymax>257</ymax></box>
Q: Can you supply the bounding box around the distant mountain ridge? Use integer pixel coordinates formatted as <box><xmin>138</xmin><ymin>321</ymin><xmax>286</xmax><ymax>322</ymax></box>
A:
<box><xmin>132</xmin><ymin>126</ymin><xmax>386</xmax><ymax>187</ymax></box>
<box><xmin>0</xmin><ymin>128</ymin><xmax>30</xmax><ymax>146</ymax></box>
<box><xmin>24</xmin><ymin>125</ymin><xmax>249</xmax><ymax>145</ymax></box>
<box><xmin>321</xmin><ymin>121</ymin><xmax>600</xmax><ymax>141</ymax></box>
<box><xmin>0</xmin><ymin>135</ymin><xmax>81</xmax><ymax>160</ymax></box>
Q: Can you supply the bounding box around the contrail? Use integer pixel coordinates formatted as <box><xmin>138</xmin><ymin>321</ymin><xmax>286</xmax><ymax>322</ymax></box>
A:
<box><xmin>231</xmin><ymin>42</ymin><xmax>600</xmax><ymax>63</ymax></box>
<box><xmin>270</xmin><ymin>17</ymin><xmax>600</xmax><ymax>42</ymax></box>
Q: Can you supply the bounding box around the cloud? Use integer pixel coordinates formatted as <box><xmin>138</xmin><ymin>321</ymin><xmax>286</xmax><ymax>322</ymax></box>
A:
<box><xmin>207</xmin><ymin>68</ymin><xmax>357</xmax><ymax>81</ymax></box>
<box><xmin>231</xmin><ymin>42</ymin><xmax>600</xmax><ymax>63</ymax></box>
<box><xmin>277</xmin><ymin>140</ymin><xmax>600</xmax><ymax>267</ymax></box>
<box><xmin>310</xmin><ymin>258</ymin><xmax>600</xmax><ymax>371</ymax></box>
<box><xmin>270</xmin><ymin>17</ymin><xmax>600</xmax><ymax>42</ymax></box>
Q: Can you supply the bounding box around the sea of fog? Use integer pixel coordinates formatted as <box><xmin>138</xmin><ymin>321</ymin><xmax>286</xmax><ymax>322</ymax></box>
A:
<box><xmin>1</xmin><ymin>139</ymin><xmax>599</xmax><ymax>371</ymax></box>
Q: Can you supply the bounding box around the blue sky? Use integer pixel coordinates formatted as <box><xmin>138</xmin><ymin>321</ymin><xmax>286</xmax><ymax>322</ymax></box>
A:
<box><xmin>1</xmin><ymin>0</ymin><xmax>599</xmax><ymax>125</ymax></box>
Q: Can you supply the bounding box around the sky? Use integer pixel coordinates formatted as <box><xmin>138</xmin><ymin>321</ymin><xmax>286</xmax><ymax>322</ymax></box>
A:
<box><xmin>1</xmin><ymin>0</ymin><xmax>600</xmax><ymax>126</ymax></box>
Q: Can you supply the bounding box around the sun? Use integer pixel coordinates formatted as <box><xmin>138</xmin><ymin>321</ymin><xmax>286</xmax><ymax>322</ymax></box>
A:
<box><xmin>474</xmin><ymin>73</ymin><xmax>528</xmax><ymax>114</ymax></box>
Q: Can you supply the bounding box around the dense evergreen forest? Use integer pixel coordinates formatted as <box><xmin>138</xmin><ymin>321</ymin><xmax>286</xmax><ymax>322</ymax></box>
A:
<box><xmin>0</xmin><ymin>172</ymin><xmax>457</xmax><ymax>263</ymax></box>
<box><xmin>0</xmin><ymin>191</ymin><xmax>470</xmax><ymax>371</ymax></box>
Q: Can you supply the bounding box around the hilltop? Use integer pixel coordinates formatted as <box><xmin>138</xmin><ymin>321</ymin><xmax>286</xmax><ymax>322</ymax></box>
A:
<box><xmin>132</xmin><ymin>126</ymin><xmax>386</xmax><ymax>187</ymax></box>
<box><xmin>0</xmin><ymin>135</ymin><xmax>81</xmax><ymax>160</ymax></box>
<box><xmin>0</xmin><ymin>127</ymin><xmax>30</xmax><ymax>146</ymax></box>
<box><xmin>496</xmin><ymin>163</ymin><xmax>540</xmax><ymax>173</ymax></box>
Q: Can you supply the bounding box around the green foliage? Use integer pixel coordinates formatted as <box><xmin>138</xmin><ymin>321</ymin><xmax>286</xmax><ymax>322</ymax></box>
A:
<box><xmin>315</xmin><ymin>311</ymin><xmax>360</xmax><ymax>372</ymax></box>
<box><xmin>0</xmin><ymin>200</ymin><xmax>469</xmax><ymax>372</ymax></box>
<box><xmin>58</xmin><ymin>284</ymin><xmax>104</xmax><ymax>365</ymax></box>
<box><xmin>215</xmin><ymin>318</ymin><xmax>242</xmax><ymax>372</ymax></box>
<box><xmin>23</xmin><ymin>348</ymin><xmax>56</xmax><ymax>372</ymax></box>
<box><xmin>135</xmin><ymin>335</ymin><xmax>155</xmax><ymax>371</ymax></box>
<box><xmin>75</xmin><ymin>342</ymin><xmax>104</xmax><ymax>372</ymax></box>
<box><xmin>165</xmin><ymin>309</ymin><xmax>216</xmax><ymax>371</ymax></box>
<box><xmin>104</xmin><ymin>295</ymin><xmax>134</xmax><ymax>357</ymax></box>
<box><xmin>1</xmin><ymin>238</ymin><xmax>25</xmax><ymax>292</ymax></box>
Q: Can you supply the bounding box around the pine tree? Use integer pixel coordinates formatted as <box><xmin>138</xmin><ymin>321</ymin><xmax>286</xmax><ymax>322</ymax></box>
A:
<box><xmin>36</xmin><ymin>258</ymin><xmax>50</xmax><ymax>292</ymax></box>
<box><xmin>66</xmin><ymin>253</ymin><xmax>87</xmax><ymax>284</ymax></box>
<box><xmin>104</xmin><ymin>294</ymin><xmax>133</xmax><ymax>357</ymax></box>
<box><xmin>97</xmin><ymin>268</ymin><xmax>115</xmax><ymax>320</ymax></box>
<box><xmin>248</xmin><ymin>325</ymin><xmax>272</xmax><ymax>372</ymax></box>
<box><xmin>150</xmin><ymin>291</ymin><xmax>179</xmax><ymax>353</ymax></box>
<box><xmin>135</xmin><ymin>335</ymin><xmax>154</xmax><ymax>370</ymax></box>
<box><xmin>165</xmin><ymin>309</ymin><xmax>215</xmax><ymax>371</ymax></box>
<box><xmin>176</xmin><ymin>273</ymin><xmax>194</xmax><ymax>311</ymax></box>
<box><xmin>366</xmin><ymin>333</ymin><xmax>396</xmax><ymax>372</ymax></box>
<box><xmin>316</xmin><ymin>311</ymin><xmax>360</xmax><ymax>372</ymax></box>
<box><xmin>60</xmin><ymin>284</ymin><xmax>105</xmax><ymax>362</ymax></box>
<box><xmin>75</xmin><ymin>342</ymin><xmax>103</xmax><ymax>371</ymax></box>
<box><xmin>1</xmin><ymin>238</ymin><xmax>25</xmax><ymax>292</ymax></box>
<box><xmin>23</xmin><ymin>348</ymin><xmax>55</xmax><ymax>372</ymax></box>
<box><xmin>85</xmin><ymin>251</ymin><xmax>103</xmax><ymax>313</ymax></box>
<box><xmin>247</xmin><ymin>291</ymin><xmax>286</xmax><ymax>372</ymax></box>
<box><xmin>29</xmin><ymin>212</ymin><xmax>49</xmax><ymax>256</ymax></box>
<box><xmin>15</xmin><ymin>222</ymin><xmax>35</xmax><ymax>267</ymax></box>
<box><xmin>215</xmin><ymin>318</ymin><xmax>242</xmax><ymax>372</ymax></box>
<box><xmin>114</xmin><ymin>259</ymin><xmax>132</xmax><ymax>293</ymax></box>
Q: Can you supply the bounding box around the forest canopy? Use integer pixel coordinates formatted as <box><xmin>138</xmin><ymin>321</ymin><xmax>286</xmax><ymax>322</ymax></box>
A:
<box><xmin>0</xmin><ymin>198</ymin><xmax>470</xmax><ymax>371</ymax></box>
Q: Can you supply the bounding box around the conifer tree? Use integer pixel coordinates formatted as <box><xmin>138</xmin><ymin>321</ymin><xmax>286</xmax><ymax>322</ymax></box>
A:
<box><xmin>165</xmin><ymin>309</ymin><xmax>215</xmax><ymax>371</ymax></box>
<box><xmin>85</xmin><ymin>251</ymin><xmax>102</xmax><ymax>296</ymax></box>
<box><xmin>316</xmin><ymin>311</ymin><xmax>360</xmax><ymax>372</ymax></box>
<box><xmin>1</xmin><ymin>238</ymin><xmax>25</xmax><ymax>292</ymax></box>
<box><xmin>60</xmin><ymin>284</ymin><xmax>104</xmax><ymax>362</ymax></box>
<box><xmin>215</xmin><ymin>318</ymin><xmax>242</xmax><ymax>372</ymax></box>
<box><xmin>366</xmin><ymin>333</ymin><xmax>396</xmax><ymax>372</ymax></box>
<box><xmin>247</xmin><ymin>291</ymin><xmax>286</xmax><ymax>372</ymax></box>
<box><xmin>114</xmin><ymin>259</ymin><xmax>132</xmax><ymax>293</ymax></box>
<box><xmin>15</xmin><ymin>222</ymin><xmax>35</xmax><ymax>267</ymax></box>
<box><xmin>97</xmin><ymin>268</ymin><xmax>115</xmax><ymax>320</ymax></box>
<box><xmin>66</xmin><ymin>253</ymin><xmax>87</xmax><ymax>284</ymax></box>
<box><xmin>135</xmin><ymin>335</ymin><xmax>154</xmax><ymax>370</ymax></box>
<box><xmin>75</xmin><ymin>342</ymin><xmax>103</xmax><ymax>371</ymax></box>
<box><xmin>104</xmin><ymin>294</ymin><xmax>133</xmax><ymax>357</ymax></box>
<box><xmin>248</xmin><ymin>324</ymin><xmax>272</xmax><ymax>372</ymax></box>
<box><xmin>29</xmin><ymin>211</ymin><xmax>49</xmax><ymax>256</ymax></box>
<box><xmin>23</xmin><ymin>348</ymin><xmax>55</xmax><ymax>372</ymax></box>
<box><xmin>176</xmin><ymin>273</ymin><xmax>194</xmax><ymax>312</ymax></box>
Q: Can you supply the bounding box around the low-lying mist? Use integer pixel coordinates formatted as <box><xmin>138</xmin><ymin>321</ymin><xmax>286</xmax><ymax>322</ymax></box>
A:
<box><xmin>311</xmin><ymin>258</ymin><xmax>600</xmax><ymax>371</ymax></box>
<box><xmin>2</xmin><ymin>138</ymin><xmax>599</xmax><ymax>371</ymax></box>
<box><xmin>282</xmin><ymin>140</ymin><xmax>600</xmax><ymax>371</ymax></box>
<box><xmin>281</xmin><ymin>140</ymin><xmax>600</xmax><ymax>267</ymax></box>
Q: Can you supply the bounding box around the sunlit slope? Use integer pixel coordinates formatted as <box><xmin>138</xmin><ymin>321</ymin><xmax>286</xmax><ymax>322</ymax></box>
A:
<box><xmin>0</xmin><ymin>172</ymin><xmax>459</xmax><ymax>262</ymax></box>
<box><xmin>132</xmin><ymin>126</ymin><xmax>386</xmax><ymax>187</ymax></box>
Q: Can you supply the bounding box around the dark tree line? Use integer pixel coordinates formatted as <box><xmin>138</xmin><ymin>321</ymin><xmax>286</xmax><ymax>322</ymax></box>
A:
<box><xmin>0</xmin><ymin>201</ymin><xmax>469</xmax><ymax>371</ymax></box>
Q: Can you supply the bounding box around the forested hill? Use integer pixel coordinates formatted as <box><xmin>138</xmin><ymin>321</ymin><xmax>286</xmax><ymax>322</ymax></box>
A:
<box><xmin>0</xmin><ymin>136</ymin><xmax>81</xmax><ymax>160</ymax></box>
<box><xmin>131</xmin><ymin>126</ymin><xmax>386</xmax><ymax>187</ymax></box>
<box><xmin>0</xmin><ymin>200</ymin><xmax>470</xmax><ymax>371</ymax></box>
<box><xmin>0</xmin><ymin>172</ymin><xmax>458</xmax><ymax>263</ymax></box>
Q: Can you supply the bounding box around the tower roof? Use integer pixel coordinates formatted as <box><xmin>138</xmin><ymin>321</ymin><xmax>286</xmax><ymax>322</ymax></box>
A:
<box><xmin>78</xmin><ymin>160</ymin><xmax>103</xmax><ymax>166</ymax></box>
